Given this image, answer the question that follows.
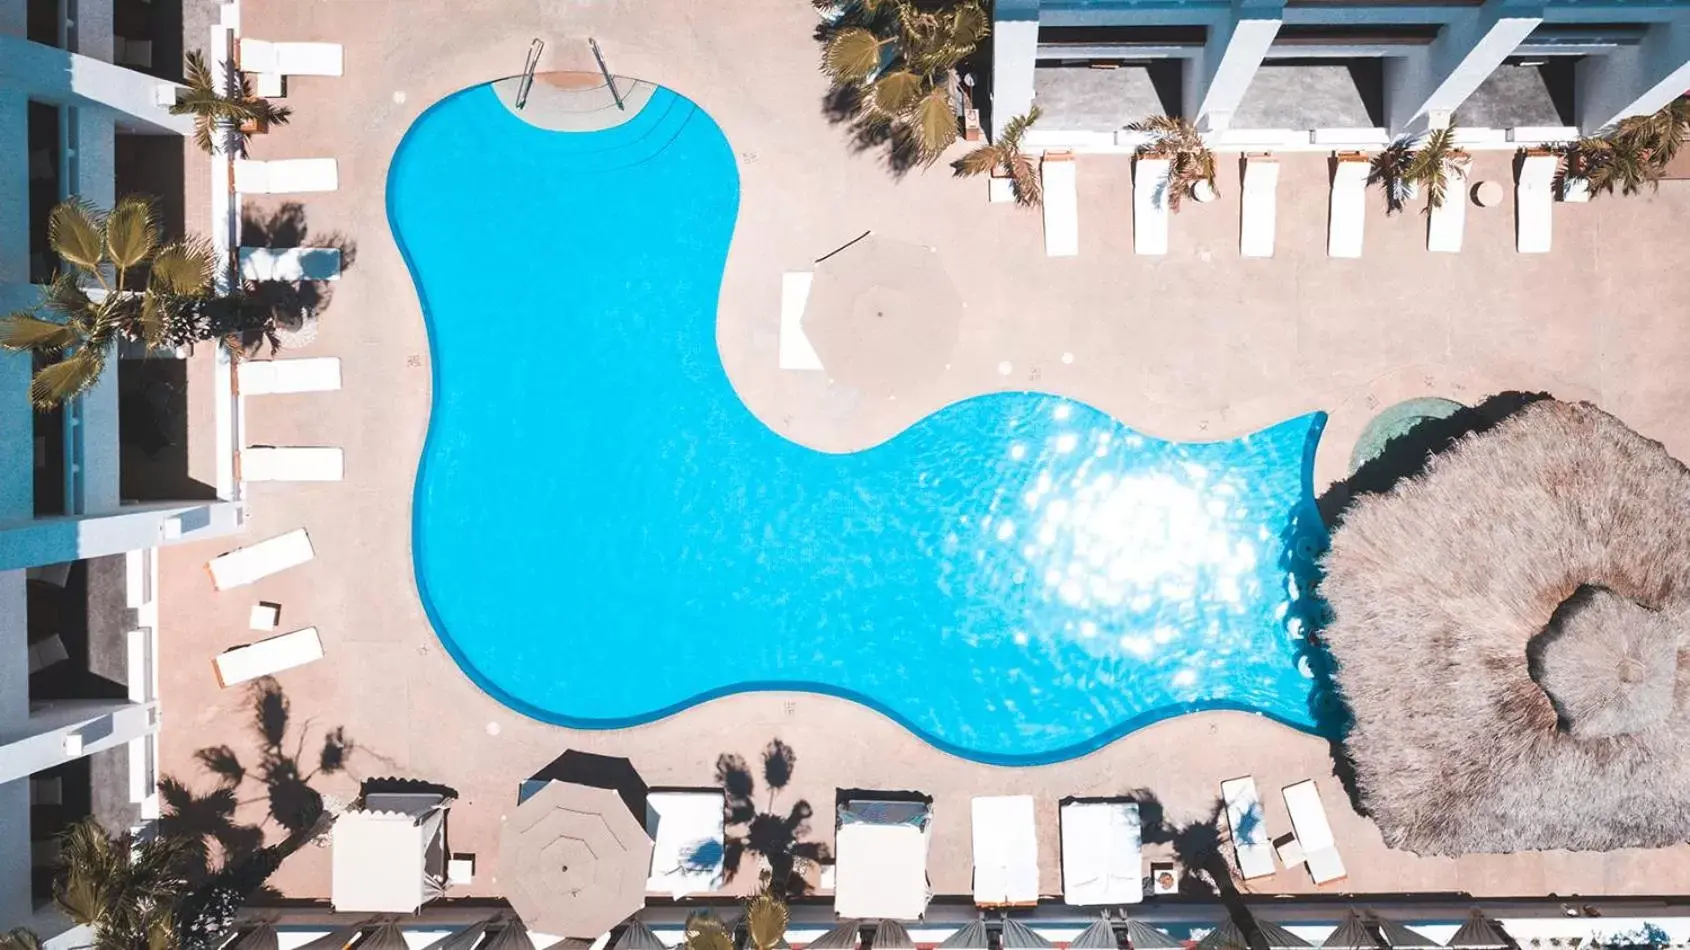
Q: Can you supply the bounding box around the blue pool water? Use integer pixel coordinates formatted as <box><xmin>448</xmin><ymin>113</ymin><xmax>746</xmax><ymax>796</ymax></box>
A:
<box><xmin>389</xmin><ymin>83</ymin><xmax>1331</xmax><ymax>765</ymax></box>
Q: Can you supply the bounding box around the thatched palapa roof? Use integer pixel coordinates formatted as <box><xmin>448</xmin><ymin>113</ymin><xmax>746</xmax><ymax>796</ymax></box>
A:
<box><xmin>1322</xmin><ymin>400</ymin><xmax>1690</xmax><ymax>854</ymax></box>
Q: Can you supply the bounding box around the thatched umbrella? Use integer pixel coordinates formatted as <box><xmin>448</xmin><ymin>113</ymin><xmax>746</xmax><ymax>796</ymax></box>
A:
<box><xmin>1070</xmin><ymin>915</ymin><xmax>1119</xmax><ymax>950</ymax></box>
<box><xmin>1121</xmin><ymin>919</ymin><xmax>1180</xmax><ymax>950</ymax></box>
<box><xmin>1365</xmin><ymin>914</ymin><xmax>1438</xmax><ymax>950</ymax></box>
<box><xmin>1322</xmin><ymin>400</ymin><xmax>1690</xmax><ymax>854</ymax></box>
<box><xmin>420</xmin><ymin>920</ymin><xmax>495</xmax><ymax>950</ymax></box>
<box><xmin>225</xmin><ymin>923</ymin><xmax>280</xmax><ymax>950</ymax></box>
<box><xmin>1444</xmin><ymin>912</ymin><xmax>1508</xmax><ymax>950</ymax></box>
<box><xmin>938</xmin><ymin>918</ymin><xmax>991</xmax><ymax>950</ymax></box>
<box><xmin>1322</xmin><ymin>911</ymin><xmax>1381</xmax><ymax>950</ymax></box>
<box><xmin>810</xmin><ymin>921</ymin><xmax>863</xmax><ymax>950</ymax></box>
<box><xmin>872</xmin><ymin>920</ymin><xmax>916</xmax><ymax>950</ymax></box>
<box><xmin>1000</xmin><ymin>919</ymin><xmax>1053</xmax><ymax>950</ymax></box>
<box><xmin>1198</xmin><ymin>919</ymin><xmax>1308</xmax><ymax>950</ymax></box>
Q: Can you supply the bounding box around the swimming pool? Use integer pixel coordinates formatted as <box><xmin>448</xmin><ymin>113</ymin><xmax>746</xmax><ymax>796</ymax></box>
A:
<box><xmin>389</xmin><ymin>82</ymin><xmax>1331</xmax><ymax>765</ymax></box>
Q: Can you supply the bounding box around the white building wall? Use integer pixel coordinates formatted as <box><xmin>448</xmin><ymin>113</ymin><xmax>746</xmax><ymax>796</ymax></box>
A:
<box><xmin>1577</xmin><ymin>17</ymin><xmax>1690</xmax><ymax>132</ymax></box>
<box><xmin>1384</xmin><ymin>1</ymin><xmax>1543</xmax><ymax>133</ymax></box>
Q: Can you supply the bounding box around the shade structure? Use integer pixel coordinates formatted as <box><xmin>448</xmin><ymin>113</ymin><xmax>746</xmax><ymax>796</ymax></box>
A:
<box><xmin>1445</xmin><ymin>912</ymin><xmax>1508</xmax><ymax>950</ymax></box>
<box><xmin>1366</xmin><ymin>913</ymin><xmax>1439</xmax><ymax>950</ymax></box>
<box><xmin>482</xmin><ymin>921</ymin><xmax>537</xmax><ymax>950</ymax></box>
<box><xmin>1255</xmin><ymin>919</ymin><xmax>1314</xmax><ymax>950</ymax></box>
<box><xmin>1323</xmin><ymin>911</ymin><xmax>1382</xmax><ymax>950</ymax></box>
<box><xmin>226</xmin><ymin>923</ymin><xmax>280</xmax><ymax>950</ymax></box>
<box><xmin>937</xmin><ymin>918</ymin><xmax>991</xmax><ymax>950</ymax></box>
<box><xmin>799</xmin><ymin>234</ymin><xmax>964</xmax><ymax>399</ymax></box>
<box><xmin>808</xmin><ymin>921</ymin><xmax>863</xmax><ymax>950</ymax></box>
<box><xmin>1000</xmin><ymin>918</ymin><xmax>1053</xmax><ymax>949</ymax></box>
<box><xmin>1070</xmin><ymin>915</ymin><xmax>1119</xmax><ymax>950</ymax></box>
<box><xmin>1121</xmin><ymin>918</ymin><xmax>1180</xmax><ymax>950</ymax></box>
<box><xmin>616</xmin><ymin>920</ymin><xmax>669</xmax><ymax>950</ymax></box>
<box><xmin>1199</xmin><ymin>919</ymin><xmax>1311</xmax><ymax>950</ymax></box>
<box><xmin>499</xmin><ymin>780</ymin><xmax>655</xmax><ymax>939</ymax></box>
<box><xmin>296</xmin><ymin>924</ymin><xmax>368</xmax><ymax>950</ymax></box>
<box><xmin>1322</xmin><ymin>399</ymin><xmax>1690</xmax><ymax>854</ymax></box>
<box><xmin>354</xmin><ymin>922</ymin><xmax>410</xmax><ymax>950</ymax></box>
<box><xmin>420</xmin><ymin>920</ymin><xmax>496</xmax><ymax>950</ymax></box>
<box><xmin>331</xmin><ymin>793</ymin><xmax>450</xmax><ymax>912</ymax></box>
<box><xmin>525</xmin><ymin>751</ymin><xmax>649</xmax><ymax>820</ymax></box>
<box><xmin>872</xmin><ymin>920</ymin><xmax>915</xmax><ymax>950</ymax></box>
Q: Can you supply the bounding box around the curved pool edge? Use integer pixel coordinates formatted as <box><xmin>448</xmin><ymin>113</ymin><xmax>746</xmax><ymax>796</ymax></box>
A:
<box><xmin>389</xmin><ymin>79</ymin><xmax>1337</xmax><ymax>767</ymax></box>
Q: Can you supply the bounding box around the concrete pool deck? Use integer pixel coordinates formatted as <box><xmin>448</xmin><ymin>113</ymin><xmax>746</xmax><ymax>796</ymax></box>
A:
<box><xmin>159</xmin><ymin>0</ymin><xmax>1690</xmax><ymax>905</ymax></box>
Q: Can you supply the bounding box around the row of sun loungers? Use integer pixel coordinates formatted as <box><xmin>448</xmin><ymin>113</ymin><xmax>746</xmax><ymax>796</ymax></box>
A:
<box><xmin>1039</xmin><ymin>150</ymin><xmax>1569</xmax><ymax>259</ymax></box>
<box><xmin>832</xmin><ymin>779</ymin><xmax>1342</xmax><ymax>918</ymax></box>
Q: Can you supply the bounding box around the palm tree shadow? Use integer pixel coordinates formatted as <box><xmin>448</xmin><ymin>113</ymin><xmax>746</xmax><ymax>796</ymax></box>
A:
<box><xmin>229</xmin><ymin>202</ymin><xmax>358</xmax><ymax>355</ymax></box>
<box><xmin>717</xmin><ymin>738</ymin><xmax>833</xmax><ymax>897</ymax></box>
<box><xmin>1126</xmin><ymin>789</ymin><xmax>1280</xmax><ymax>950</ymax></box>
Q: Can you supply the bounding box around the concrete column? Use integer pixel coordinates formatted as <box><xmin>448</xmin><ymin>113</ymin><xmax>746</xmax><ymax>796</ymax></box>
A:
<box><xmin>0</xmin><ymin>777</ymin><xmax>30</xmax><ymax>932</ymax></box>
<box><xmin>0</xmin><ymin>699</ymin><xmax>159</xmax><ymax>786</ymax></box>
<box><xmin>74</xmin><ymin>0</ymin><xmax>112</xmax><ymax>63</ymax></box>
<box><xmin>67</xmin><ymin>107</ymin><xmax>121</xmax><ymax>515</ymax></box>
<box><xmin>990</xmin><ymin>0</ymin><xmax>1039</xmax><ymax>139</ymax></box>
<box><xmin>1384</xmin><ymin>0</ymin><xmax>1541</xmax><ymax>133</ymax></box>
<box><xmin>1577</xmin><ymin>17</ymin><xmax>1690</xmax><ymax>133</ymax></box>
<box><xmin>1187</xmin><ymin>0</ymin><xmax>1283</xmax><ymax>131</ymax></box>
<box><xmin>0</xmin><ymin>499</ymin><xmax>245</xmax><ymax>571</ymax></box>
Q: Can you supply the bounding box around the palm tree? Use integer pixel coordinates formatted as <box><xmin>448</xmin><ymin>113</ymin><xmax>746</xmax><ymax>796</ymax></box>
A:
<box><xmin>0</xmin><ymin>196</ymin><xmax>218</xmax><ymax>408</ymax></box>
<box><xmin>56</xmin><ymin>818</ymin><xmax>193</xmax><ymax>950</ymax></box>
<box><xmin>683</xmin><ymin>912</ymin><xmax>735</xmax><ymax>950</ymax></box>
<box><xmin>1368</xmin><ymin>126</ymin><xmax>1467</xmax><ymax>214</ymax></box>
<box><xmin>1127</xmin><ymin>114</ymin><xmax>1217</xmax><ymax>212</ymax></box>
<box><xmin>744</xmin><ymin>879</ymin><xmax>790</xmax><ymax>950</ymax></box>
<box><xmin>1557</xmin><ymin>96</ymin><xmax>1689</xmax><ymax>199</ymax></box>
<box><xmin>0</xmin><ymin>930</ymin><xmax>42</xmax><ymax>950</ymax></box>
<box><xmin>822</xmin><ymin>0</ymin><xmax>989</xmax><ymax>165</ymax></box>
<box><xmin>951</xmin><ymin>107</ymin><xmax>1042</xmax><ymax>206</ymax></box>
<box><xmin>172</xmin><ymin>49</ymin><xmax>292</xmax><ymax>156</ymax></box>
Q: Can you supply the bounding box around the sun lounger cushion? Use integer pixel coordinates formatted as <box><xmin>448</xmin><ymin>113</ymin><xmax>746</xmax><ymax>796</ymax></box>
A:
<box><xmin>1240</xmin><ymin>156</ymin><xmax>1279</xmax><ymax>258</ymax></box>
<box><xmin>1061</xmin><ymin>800</ymin><xmax>1142</xmax><ymax>905</ymax></box>
<box><xmin>646</xmin><ymin>791</ymin><xmax>726</xmax><ymax>899</ymax></box>
<box><xmin>240</xmin><ymin>39</ymin><xmax>344</xmax><ymax>77</ymax></box>
<box><xmin>1427</xmin><ymin>162</ymin><xmax>1468</xmax><ymax>253</ymax></box>
<box><xmin>1042</xmin><ymin>153</ymin><xmax>1078</xmax><ymax>257</ymax></box>
<box><xmin>207</xmin><ymin>528</ymin><xmax>315</xmax><ymax>590</ymax></box>
<box><xmin>1133</xmin><ymin>157</ymin><xmax>1171</xmax><ymax>256</ymax></box>
<box><xmin>1517</xmin><ymin>152</ymin><xmax>1557</xmax><ymax>254</ymax></box>
<box><xmin>239</xmin><ymin>247</ymin><xmax>342</xmax><ymax>282</ymax></box>
<box><xmin>779</xmin><ymin>272</ymin><xmax>822</xmax><ymax>371</ymax></box>
<box><xmin>238</xmin><ymin>357</ymin><xmax>342</xmax><ymax>395</ymax></box>
<box><xmin>1221</xmin><ymin>777</ymin><xmax>1276</xmax><ymax>880</ymax></box>
<box><xmin>242</xmin><ymin>446</ymin><xmax>345</xmax><ymax>482</ymax></box>
<box><xmin>835</xmin><ymin>799</ymin><xmax>932</xmax><ymax>920</ymax></box>
<box><xmin>214</xmin><ymin>626</ymin><xmax>324</xmax><ymax>686</ymax></box>
<box><xmin>232</xmin><ymin>158</ymin><xmax>339</xmax><ymax>195</ymax></box>
<box><xmin>1328</xmin><ymin>158</ymin><xmax>1369</xmax><ymax>259</ymax></box>
<box><xmin>972</xmin><ymin>795</ymin><xmax>1038</xmax><ymax>906</ymax></box>
<box><xmin>1283</xmin><ymin>780</ymin><xmax>1346</xmax><ymax>884</ymax></box>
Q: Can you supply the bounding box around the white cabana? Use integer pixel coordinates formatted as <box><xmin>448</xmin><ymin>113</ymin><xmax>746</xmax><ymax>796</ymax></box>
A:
<box><xmin>331</xmin><ymin>792</ymin><xmax>451</xmax><ymax>913</ymax></box>
<box><xmin>646</xmin><ymin>790</ymin><xmax>725</xmax><ymax>898</ymax></box>
<box><xmin>1060</xmin><ymin>799</ymin><xmax>1143</xmax><ymax>905</ymax></box>
<box><xmin>833</xmin><ymin>799</ymin><xmax>932</xmax><ymax>921</ymax></box>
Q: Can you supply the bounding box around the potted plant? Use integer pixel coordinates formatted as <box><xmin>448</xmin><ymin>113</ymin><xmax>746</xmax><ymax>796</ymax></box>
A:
<box><xmin>1368</xmin><ymin>126</ymin><xmax>1468</xmax><ymax>215</ymax></box>
<box><xmin>951</xmin><ymin>107</ymin><xmax>1042</xmax><ymax>206</ymax></box>
<box><xmin>1126</xmin><ymin>114</ymin><xmax>1217</xmax><ymax>211</ymax></box>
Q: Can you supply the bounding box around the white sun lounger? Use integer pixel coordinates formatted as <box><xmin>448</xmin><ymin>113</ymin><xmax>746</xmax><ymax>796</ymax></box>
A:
<box><xmin>1282</xmin><ymin>780</ymin><xmax>1346</xmax><ymax>885</ymax></box>
<box><xmin>1221</xmin><ymin>777</ymin><xmax>1276</xmax><ymax>880</ymax></box>
<box><xmin>214</xmin><ymin>626</ymin><xmax>324</xmax><ymax>687</ymax></box>
<box><xmin>233</xmin><ymin>158</ymin><xmax>339</xmax><ymax>195</ymax></box>
<box><xmin>242</xmin><ymin>446</ymin><xmax>344</xmax><ymax>482</ymax></box>
<box><xmin>646</xmin><ymin>790</ymin><xmax>726</xmax><ymax>899</ymax></box>
<box><xmin>1060</xmin><ymin>800</ymin><xmax>1142</xmax><ymax>906</ymax></box>
<box><xmin>239</xmin><ymin>247</ymin><xmax>342</xmax><ymax>282</ymax></box>
<box><xmin>207</xmin><ymin>528</ymin><xmax>315</xmax><ymax>590</ymax></box>
<box><xmin>1517</xmin><ymin>150</ymin><xmax>1558</xmax><ymax>254</ymax></box>
<box><xmin>1042</xmin><ymin>151</ymin><xmax>1078</xmax><ymax>257</ymax></box>
<box><xmin>778</xmin><ymin>272</ymin><xmax>822</xmax><ymax>371</ymax></box>
<box><xmin>27</xmin><ymin>635</ymin><xmax>69</xmax><ymax>675</ymax></box>
<box><xmin>972</xmin><ymin>795</ymin><xmax>1038</xmax><ymax>907</ymax></box>
<box><xmin>1427</xmin><ymin>161</ymin><xmax>1468</xmax><ymax>253</ymax></box>
<box><xmin>1328</xmin><ymin>154</ymin><xmax>1369</xmax><ymax>259</ymax></box>
<box><xmin>237</xmin><ymin>357</ymin><xmax>342</xmax><ymax>395</ymax></box>
<box><xmin>1240</xmin><ymin>155</ymin><xmax>1279</xmax><ymax>258</ymax></box>
<box><xmin>239</xmin><ymin>39</ymin><xmax>344</xmax><ymax>77</ymax></box>
<box><xmin>835</xmin><ymin>799</ymin><xmax>933</xmax><ymax>920</ymax></box>
<box><xmin>1133</xmin><ymin>157</ymin><xmax>1171</xmax><ymax>256</ymax></box>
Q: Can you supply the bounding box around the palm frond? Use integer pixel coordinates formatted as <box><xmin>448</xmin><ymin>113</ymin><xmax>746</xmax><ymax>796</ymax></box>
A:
<box><xmin>42</xmin><ymin>272</ymin><xmax>95</xmax><ymax>323</ymax></box>
<box><xmin>745</xmin><ymin>888</ymin><xmax>789</xmax><ymax>950</ymax></box>
<box><xmin>30</xmin><ymin>348</ymin><xmax>107</xmax><ymax>409</ymax></box>
<box><xmin>909</xmin><ymin>86</ymin><xmax>958</xmax><ymax>162</ymax></box>
<box><xmin>181</xmin><ymin>50</ymin><xmax>217</xmax><ymax>95</ymax></box>
<box><xmin>48</xmin><ymin>200</ymin><xmax>107</xmax><ymax>277</ymax></box>
<box><xmin>824</xmin><ymin>28</ymin><xmax>884</xmax><ymax>82</ymax></box>
<box><xmin>0</xmin><ymin>313</ymin><xmax>81</xmax><ymax>353</ymax></box>
<box><xmin>998</xmin><ymin>106</ymin><xmax>1041</xmax><ymax>150</ymax></box>
<box><xmin>104</xmin><ymin>196</ymin><xmax>158</xmax><ymax>272</ymax></box>
<box><xmin>945</xmin><ymin>1</ymin><xmax>990</xmax><ymax>48</ymax></box>
<box><xmin>683</xmin><ymin>913</ymin><xmax>734</xmax><ymax>950</ymax></box>
<box><xmin>0</xmin><ymin>929</ymin><xmax>43</xmax><ymax>950</ymax></box>
<box><xmin>1009</xmin><ymin>153</ymin><xmax>1042</xmax><ymax>206</ymax></box>
<box><xmin>871</xmin><ymin>69</ymin><xmax>926</xmax><ymax>115</ymax></box>
<box><xmin>950</xmin><ymin>144</ymin><xmax>1004</xmax><ymax>177</ymax></box>
<box><xmin>150</xmin><ymin>239</ymin><xmax>216</xmax><ymax>296</ymax></box>
<box><xmin>55</xmin><ymin>820</ymin><xmax>121</xmax><ymax>925</ymax></box>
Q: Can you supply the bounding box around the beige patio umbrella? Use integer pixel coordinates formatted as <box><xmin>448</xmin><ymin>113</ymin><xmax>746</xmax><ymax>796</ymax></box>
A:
<box><xmin>800</xmin><ymin>233</ymin><xmax>964</xmax><ymax>399</ymax></box>
<box><xmin>499</xmin><ymin>780</ymin><xmax>655</xmax><ymax>939</ymax></box>
<box><xmin>1323</xmin><ymin>399</ymin><xmax>1690</xmax><ymax>854</ymax></box>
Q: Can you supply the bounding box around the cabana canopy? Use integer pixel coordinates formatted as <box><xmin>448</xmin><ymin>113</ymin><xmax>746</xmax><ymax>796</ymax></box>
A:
<box><xmin>1367</xmin><ymin>913</ymin><xmax>1439</xmax><ymax>950</ymax></box>
<box><xmin>1121</xmin><ymin>919</ymin><xmax>1180</xmax><ymax>950</ymax></box>
<box><xmin>938</xmin><ymin>918</ymin><xmax>991</xmax><ymax>950</ymax></box>
<box><xmin>834</xmin><ymin>799</ymin><xmax>932</xmax><ymax>920</ymax></box>
<box><xmin>1000</xmin><ymin>919</ymin><xmax>1053</xmax><ymax>949</ymax></box>
<box><xmin>1323</xmin><ymin>400</ymin><xmax>1690</xmax><ymax>853</ymax></box>
<box><xmin>1070</xmin><ymin>916</ymin><xmax>1119</xmax><ymax>950</ymax></box>
<box><xmin>331</xmin><ymin>793</ymin><xmax>450</xmax><ymax>913</ymax></box>
<box><xmin>871</xmin><ymin>920</ymin><xmax>915</xmax><ymax>950</ymax></box>
<box><xmin>809</xmin><ymin>921</ymin><xmax>863</xmax><ymax>950</ymax></box>
<box><xmin>1445</xmin><ymin>912</ymin><xmax>1509</xmax><ymax>950</ymax></box>
<box><xmin>1324</xmin><ymin>911</ymin><xmax>1382</xmax><ymax>950</ymax></box>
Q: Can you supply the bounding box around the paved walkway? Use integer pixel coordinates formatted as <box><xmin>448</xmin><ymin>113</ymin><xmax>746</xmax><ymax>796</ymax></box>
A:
<box><xmin>157</xmin><ymin>0</ymin><xmax>1690</xmax><ymax>904</ymax></box>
